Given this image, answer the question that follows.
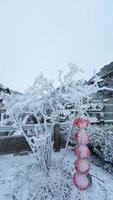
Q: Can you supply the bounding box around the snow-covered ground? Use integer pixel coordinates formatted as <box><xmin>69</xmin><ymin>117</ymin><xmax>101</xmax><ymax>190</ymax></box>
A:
<box><xmin>0</xmin><ymin>150</ymin><xmax>113</xmax><ymax>200</ymax></box>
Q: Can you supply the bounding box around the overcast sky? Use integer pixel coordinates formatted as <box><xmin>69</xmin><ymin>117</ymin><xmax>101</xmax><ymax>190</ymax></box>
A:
<box><xmin>0</xmin><ymin>0</ymin><xmax>113</xmax><ymax>92</ymax></box>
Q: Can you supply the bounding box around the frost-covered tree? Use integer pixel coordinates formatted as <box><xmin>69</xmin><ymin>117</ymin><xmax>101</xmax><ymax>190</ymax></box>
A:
<box><xmin>57</xmin><ymin>63</ymin><xmax>100</xmax><ymax>117</ymax></box>
<box><xmin>2</xmin><ymin>73</ymin><xmax>55</xmax><ymax>174</ymax></box>
<box><xmin>1</xmin><ymin>64</ymin><xmax>102</xmax><ymax>173</ymax></box>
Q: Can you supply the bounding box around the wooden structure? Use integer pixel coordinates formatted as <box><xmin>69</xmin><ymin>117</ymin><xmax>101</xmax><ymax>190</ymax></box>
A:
<box><xmin>0</xmin><ymin>135</ymin><xmax>31</xmax><ymax>154</ymax></box>
<box><xmin>53</xmin><ymin>123</ymin><xmax>61</xmax><ymax>152</ymax></box>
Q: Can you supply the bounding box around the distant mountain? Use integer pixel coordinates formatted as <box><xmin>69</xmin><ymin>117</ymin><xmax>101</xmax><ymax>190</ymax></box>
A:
<box><xmin>0</xmin><ymin>83</ymin><xmax>22</xmax><ymax>96</ymax></box>
<box><xmin>0</xmin><ymin>84</ymin><xmax>4</xmax><ymax>88</ymax></box>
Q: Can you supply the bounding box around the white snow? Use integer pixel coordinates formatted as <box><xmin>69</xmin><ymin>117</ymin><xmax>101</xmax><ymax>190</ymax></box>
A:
<box><xmin>0</xmin><ymin>149</ymin><xmax>113</xmax><ymax>200</ymax></box>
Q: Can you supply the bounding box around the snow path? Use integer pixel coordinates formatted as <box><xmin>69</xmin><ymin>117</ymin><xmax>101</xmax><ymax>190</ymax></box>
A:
<box><xmin>0</xmin><ymin>150</ymin><xmax>113</xmax><ymax>200</ymax></box>
<box><xmin>0</xmin><ymin>154</ymin><xmax>35</xmax><ymax>200</ymax></box>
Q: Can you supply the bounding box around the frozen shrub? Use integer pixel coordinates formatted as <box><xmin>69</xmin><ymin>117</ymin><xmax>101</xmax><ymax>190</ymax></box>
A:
<box><xmin>89</xmin><ymin>125</ymin><xmax>113</xmax><ymax>163</ymax></box>
<box><xmin>12</xmin><ymin>162</ymin><xmax>72</xmax><ymax>200</ymax></box>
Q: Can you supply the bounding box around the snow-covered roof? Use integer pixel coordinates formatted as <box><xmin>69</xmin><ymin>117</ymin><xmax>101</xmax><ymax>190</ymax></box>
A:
<box><xmin>87</xmin><ymin>103</ymin><xmax>104</xmax><ymax>112</ymax></box>
<box><xmin>98</xmin><ymin>86</ymin><xmax>113</xmax><ymax>92</ymax></box>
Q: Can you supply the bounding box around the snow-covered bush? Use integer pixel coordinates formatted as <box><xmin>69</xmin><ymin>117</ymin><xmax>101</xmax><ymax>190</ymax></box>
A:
<box><xmin>89</xmin><ymin>125</ymin><xmax>113</xmax><ymax>164</ymax></box>
<box><xmin>60</xmin><ymin>122</ymin><xmax>113</xmax><ymax>170</ymax></box>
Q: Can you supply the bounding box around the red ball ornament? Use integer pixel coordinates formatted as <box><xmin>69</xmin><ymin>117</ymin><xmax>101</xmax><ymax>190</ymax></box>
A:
<box><xmin>75</xmin><ymin>145</ymin><xmax>90</xmax><ymax>159</ymax></box>
<box><xmin>73</xmin><ymin>117</ymin><xmax>90</xmax><ymax>129</ymax></box>
<box><xmin>74</xmin><ymin>131</ymin><xmax>90</xmax><ymax>145</ymax></box>
<box><xmin>73</xmin><ymin>172</ymin><xmax>90</xmax><ymax>190</ymax></box>
<box><xmin>73</xmin><ymin>117</ymin><xmax>91</xmax><ymax>190</ymax></box>
<box><xmin>74</xmin><ymin>159</ymin><xmax>90</xmax><ymax>174</ymax></box>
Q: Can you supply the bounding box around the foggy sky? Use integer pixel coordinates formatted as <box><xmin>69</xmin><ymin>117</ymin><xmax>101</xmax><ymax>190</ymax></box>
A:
<box><xmin>0</xmin><ymin>0</ymin><xmax>113</xmax><ymax>92</ymax></box>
